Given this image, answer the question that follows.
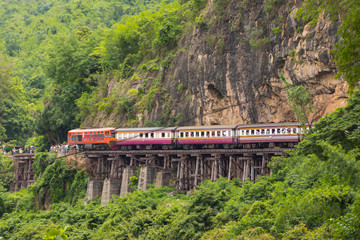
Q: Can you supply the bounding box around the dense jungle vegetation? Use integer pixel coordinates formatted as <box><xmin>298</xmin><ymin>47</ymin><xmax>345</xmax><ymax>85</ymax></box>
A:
<box><xmin>0</xmin><ymin>91</ymin><xmax>360</xmax><ymax>239</ymax></box>
<box><xmin>0</xmin><ymin>0</ymin><xmax>360</xmax><ymax>239</ymax></box>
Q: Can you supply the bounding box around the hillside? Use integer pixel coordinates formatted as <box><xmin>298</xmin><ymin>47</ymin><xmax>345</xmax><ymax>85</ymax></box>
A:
<box><xmin>1</xmin><ymin>0</ymin><xmax>358</xmax><ymax>148</ymax></box>
<box><xmin>0</xmin><ymin>0</ymin><xmax>360</xmax><ymax>239</ymax></box>
<box><xmin>0</xmin><ymin>91</ymin><xmax>360</xmax><ymax>238</ymax></box>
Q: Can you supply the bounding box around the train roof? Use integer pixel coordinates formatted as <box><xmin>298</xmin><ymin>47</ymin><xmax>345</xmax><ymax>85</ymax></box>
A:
<box><xmin>69</xmin><ymin>127</ymin><xmax>116</xmax><ymax>133</ymax></box>
<box><xmin>115</xmin><ymin>127</ymin><xmax>177</xmax><ymax>132</ymax></box>
<box><xmin>177</xmin><ymin>122</ymin><xmax>302</xmax><ymax>131</ymax></box>
<box><xmin>177</xmin><ymin>125</ymin><xmax>237</xmax><ymax>130</ymax></box>
<box><xmin>238</xmin><ymin>122</ymin><xmax>301</xmax><ymax>128</ymax></box>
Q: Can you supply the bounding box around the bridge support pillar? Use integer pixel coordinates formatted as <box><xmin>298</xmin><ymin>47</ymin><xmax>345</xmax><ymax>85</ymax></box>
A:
<box><xmin>101</xmin><ymin>179</ymin><xmax>122</xmax><ymax>205</ymax></box>
<box><xmin>155</xmin><ymin>171</ymin><xmax>171</xmax><ymax>188</ymax></box>
<box><xmin>120</xmin><ymin>167</ymin><xmax>137</xmax><ymax>197</ymax></box>
<box><xmin>86</xmin><ymin>179</ymin><xmax>104</xmax><ymax>200</ymax></box>
<box><xmin>138</xmin><ymin>166</ymin><xmax>157</xmax><ymax>191</ymax></box>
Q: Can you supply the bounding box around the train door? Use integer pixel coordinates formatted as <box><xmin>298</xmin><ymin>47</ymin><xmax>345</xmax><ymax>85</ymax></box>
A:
<box><xmin>173</xmin><ymin>128</ymin><xmax>179</xmax><ymax>146</ymax></box>
<box><xmin>232</xmin><ymin>128</ymin><xmax>237</xmax><ymax>144</ymax></box>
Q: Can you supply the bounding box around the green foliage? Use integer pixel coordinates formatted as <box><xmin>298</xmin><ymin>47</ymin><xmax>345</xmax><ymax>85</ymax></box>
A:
<box><xmin>249</xmin><ymin>37</ymin><xmax>271</xmax><ymax>50</ymax></box>
<box><xmin>272</xmin><ymin>26</ymin><xmax>281</xmax><ymax>35</ymax></box>
<box><xmin>195</xmin><ymin>14</ymin><xmax>208</xmax><ymax>30</ymax></box>
<box><xmin>217</xmin><ymin>38</ymin><xmax>224</xmax><ymax>54</ymax></box>
<box><xmin>0</xmin><ymin>54</ymin><xmax>34</xmax><ymax>144</ymax></box>
<box><xmin>75</xmin><ymin>91</ymin><xmax>99</xmax><ymax>123</ymax></box>
<box><xmin>297</xmin><ymin>89</ymin><xmax>360</xmax><ymax>154</ymax></box>
<box><xmin>264</xmin><ymin>0</ymin><xmax>286</xmax><ymax>16</ymax></box>
<box><xmin>213</xmin><ymin>0</ymin><xmax>231</xmax><ymax>16</ymax></box>
<box><xmin>296</xmin><ymin>0</ymin><xmax>360</xmax><ymax>93</ymax></box>
<box><xmin>280</xmin><ymin>73</ymin><xmax>313</xmax><ymax>127</ymax></box>
<box><xmin>0</xmin><ymin>155</ymin><xmax>14</xmax><ymax>191</ymax></box>
<box><xmin>245</xmin><ymin>26</ymin><xmax>271</xmax><ymax>50</ymax></box>
<box><xmin>44</xmin><ymin>226</ymin><xmax>69</xmax><ymax>240</ymax></box>
<box><xmin>130</xmin><ymin>176</ymin><xmax>139</xmax><ymax>192</ymax></box>
<box><xmin>32</xmin><ymin>153</ymin><xmax>54</xmax><ymax>177</ymax></box>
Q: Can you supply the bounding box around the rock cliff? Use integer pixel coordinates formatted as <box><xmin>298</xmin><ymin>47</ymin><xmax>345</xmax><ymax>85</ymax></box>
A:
<box><xmin>94</xmin><ymin>0</ymin><xmax>348</xmax><ymax>127</ymax></box>
<box><xmin>163</xmin><ymin>0</ymin><xmax>348</xmax><ymax>126</ymax></box>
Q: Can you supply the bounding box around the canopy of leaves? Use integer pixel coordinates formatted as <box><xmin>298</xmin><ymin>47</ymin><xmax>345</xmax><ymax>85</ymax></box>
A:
<box><xmin>0</xmin><ymin>54</ymin><xmax>33</xmax><ymax>144</ymax></box>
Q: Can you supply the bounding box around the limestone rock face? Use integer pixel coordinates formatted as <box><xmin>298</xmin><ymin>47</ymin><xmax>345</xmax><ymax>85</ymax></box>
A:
<box><xmin>155</xmin><ymin>1</ymin><xmax>348</xmax><ymax>126</ymax></box>
<box><xmin>89</xmin><ymin>1</ymin><xmax>348</xmax><ymax>128</ymax></box>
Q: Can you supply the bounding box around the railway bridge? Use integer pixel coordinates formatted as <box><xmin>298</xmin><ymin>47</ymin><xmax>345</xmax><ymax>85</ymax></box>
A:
<box><xmin>9</xmin><ymin>153</ymin><xmax>36</xmax><ymax>193</ymax></box>
<box><xmin>9</xmin><ymin>146</ymin><xmax>292</xmax><ymax>204</ymax></box>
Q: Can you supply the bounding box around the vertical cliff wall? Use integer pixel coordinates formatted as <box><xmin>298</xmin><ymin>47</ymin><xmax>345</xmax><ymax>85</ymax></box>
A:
<box><xmin>152</xmin><ymin>0</ymin><xmax>348</xmax><ymax>126</ymax></box>
<box><xmin>89</xmin><ymin>0</ymin><xmax>348</xmax><ymax>128</ymax></box>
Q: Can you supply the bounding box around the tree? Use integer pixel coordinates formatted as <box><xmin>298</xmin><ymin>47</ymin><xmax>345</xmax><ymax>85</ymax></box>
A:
<box><xmin>280</xmin><ymin>73</ymin><xmax>313</xmax><ymax>127</ymax></box>
<box><xmin>0</xmin><ymin>54</ymin><xmax>33</xmax><ymax>144</ymax></box>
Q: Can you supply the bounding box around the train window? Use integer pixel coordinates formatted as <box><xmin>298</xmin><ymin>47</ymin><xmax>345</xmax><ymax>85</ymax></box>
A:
<box><xmin>145</xmin><ymin>133</ymin><xmax>148</xmax><ymax>138</ymax></box>
<box><xmin>76</xmin><ymin>135</ymin><xmax>82</xmax><ymax>141</ymax></box>
<box><xmin>162</xmin><ymin>133</ymin><xmax>165</xmax><ymax>138</ymax></box>
<box><xmin>211</xmin><ymin>131</ymin><xmax>215</xmax><ymax>137</ymax></box>
<box><xmin>195</xmin><ymin>132</ymin><xmax>199</xmax><ymax>137</ymax></box>
<box><xmin>180</xmin><ymin>132</ymin><xmax>184</xmax><ymax>138</ymax></box>
<box><xmin>293</xmin><ymin>128</ymin><xmax>297</xmax><ymax>133</ymax></box>
<box><xmin>272</xmin><ymin>129</ymin><xmax>275</xmax><ymax>134</ymax></box>
<box><xmin>201</xmin><ymin>131</ymin><xmax>204</xmax><ymax>137</ymax></box>
<box><xmin>151</xmin><ymin>133</ymin><xmax>154</xmax><ymax>138</ymax></box>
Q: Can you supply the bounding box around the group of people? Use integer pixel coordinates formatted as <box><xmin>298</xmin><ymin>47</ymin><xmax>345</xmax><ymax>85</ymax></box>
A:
<box><xmin>1</xmin><ymin>146</ymin><xmax>35</xmax><ymax>155</ymax></box>
<box><xmin>50</xmin><ymin>144</ymin><xmax>79</xmax><ymax>154</ymax></box>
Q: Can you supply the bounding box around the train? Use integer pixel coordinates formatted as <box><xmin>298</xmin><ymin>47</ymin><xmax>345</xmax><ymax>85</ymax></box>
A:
<box><xmin>67</xmin><ymin>122</ymin><xmax>307</xmax><ymax>150</ymax></box>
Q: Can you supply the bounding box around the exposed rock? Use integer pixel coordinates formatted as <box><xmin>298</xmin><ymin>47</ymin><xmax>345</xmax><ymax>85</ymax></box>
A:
<box><xmin>91</xmin><ymin>0</ymin><xmax>348</xmax><ymax>127</ymax></box>
<box><xmin>159</xmin><ymin>1</ymin><xmax>347</xmax><ymax>126</ymax></box>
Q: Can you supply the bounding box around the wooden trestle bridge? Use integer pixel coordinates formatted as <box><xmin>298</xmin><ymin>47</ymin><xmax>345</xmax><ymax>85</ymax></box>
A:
<box><xmin>10</xmin><ymin>147</ymin><xmax>292</xmax><ymax>201</ymax></box>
